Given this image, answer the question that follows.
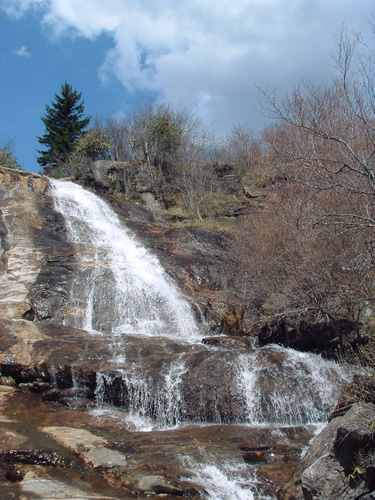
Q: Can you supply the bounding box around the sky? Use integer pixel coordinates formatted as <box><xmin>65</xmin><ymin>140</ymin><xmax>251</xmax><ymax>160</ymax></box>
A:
<box><xmin>0</xmin><ymin>0</ymin><xmax>373</xmax><ymax>173</ymax></box>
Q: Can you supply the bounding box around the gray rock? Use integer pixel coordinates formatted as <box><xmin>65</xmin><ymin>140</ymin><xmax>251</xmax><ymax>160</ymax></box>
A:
<box><xmin>131</xmin><ymin>475</ymin><xmax>184</xmax><ymax>495</ymax></box>
<box><xmin>280</xmin><ymin>403</ymin><xmax>375</xmax><ymax>499</ymax></box>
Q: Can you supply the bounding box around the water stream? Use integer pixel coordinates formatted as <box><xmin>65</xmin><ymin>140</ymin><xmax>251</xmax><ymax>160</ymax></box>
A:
<box><xmin>50</xmin><ymin>179</ymin><xmax>200</xmax><ymax>340</ymax></box>
<box><xmin>50</xmin><ymin>179</ymin><xmax>354</xmax><ymax>499</ymax></box>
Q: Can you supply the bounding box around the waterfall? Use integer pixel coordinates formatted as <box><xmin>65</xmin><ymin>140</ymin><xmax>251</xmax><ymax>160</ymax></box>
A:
<box><xmin>95</xmin><ymin>357</ymin><xmax>187</xmax><ymax>429</ymax></box>
<box><xmin>50</xmin><ymin>179</ymin><xmax>200</xmax><ymax>341</ymax></box>
<box><xmin>46</xmin><ymin>179</ymin><xmax>356</xmax><ymax>499</ymax></box>
<box><xmin>49</xmin><ymin>179</ymin><xmax>353</xmax><ymax>429</ymax></box>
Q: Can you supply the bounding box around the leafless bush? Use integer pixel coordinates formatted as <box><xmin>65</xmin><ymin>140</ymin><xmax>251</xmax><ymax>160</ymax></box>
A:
<box><xmin>229</xmin><ymin>182</ymin><xmax>375</xmax><ymax>329</ymax></box>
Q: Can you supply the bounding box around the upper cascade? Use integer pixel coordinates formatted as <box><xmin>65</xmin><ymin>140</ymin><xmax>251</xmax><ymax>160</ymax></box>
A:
<box><xmin>50</xmin><ymin>179</ymin><xmax>201</xmax><ymax>341</ymax></box>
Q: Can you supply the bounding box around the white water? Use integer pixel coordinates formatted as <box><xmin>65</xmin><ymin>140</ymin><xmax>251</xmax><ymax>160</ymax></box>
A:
<box><xmin>181</xmin><ymin>457</ymin><xmax>263</xmax><ymax>500</ymax></box>
<box><xmin>95</xmin><ymin>355</ymin><xmax>188</xmax><ymax>429</ymax></box>
<box><xmin>89</xmin><ymin>343</ymin><xmax>354</xmax><ymax>431</ymax></box>
<box><xmin>50</xmin><ymin>180</ymin><xmax>200</xmax><ymax>341</ymax></box>
<box><xmin>237</xmin><ymin>345</ymin><xmax>354</xmax><ymax>425</ymax></box>
<box><xmin>49</xmin><ymin>180</ymin><xmax>354</xmax><ymax>429</ymax></box>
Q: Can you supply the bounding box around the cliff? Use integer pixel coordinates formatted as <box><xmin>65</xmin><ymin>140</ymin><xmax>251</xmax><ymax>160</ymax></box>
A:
<box><xmin>0</xmin><ymin>168</ymin><xmax>69</xmax><ymax>320</ymax></box>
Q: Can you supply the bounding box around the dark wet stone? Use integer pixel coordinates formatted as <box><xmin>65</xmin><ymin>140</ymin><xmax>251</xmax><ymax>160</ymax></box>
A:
<box><xmin>5</xmin><ymin>468</ymin><xmax>24</xmax><ymax>482</ymax></box>
<box><xmin>243</xmin><ymin>451</ymin><xmax>270</xmax><ymax>464</ymax></box>
<box><xmin>42</xmin><ymin>387</ymin><xmax>94</xmax><ymax>403</ymax></box>
<box><xmin>1</xmin><ymin>450</ymin><xmax>68</xmax><ymax>467</ymax></box>
<box><xmin>18</xmin><ymin>381</ymin><xmax>53</xmax><ymax>393</ymax></box>
<box><xmin>239</xmin><ymin>445</ymin><xmax>273</xmax><ymax>452</ymax></box>
<box><xmin>257</xmin><ymin>318</ymin><xmax>364</xmax><ymax>359</ymax></box>
<box><xmin>202</xmin><ymin>336</ymin><xmax>254</xmax><ymax>348</ymax></box>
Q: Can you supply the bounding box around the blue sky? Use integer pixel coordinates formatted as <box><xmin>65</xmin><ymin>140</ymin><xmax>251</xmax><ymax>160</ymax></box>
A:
<box><xmin>0</xmin><ymin>0</ymin><xmax>373</xmax><ymax>173</ymax></box>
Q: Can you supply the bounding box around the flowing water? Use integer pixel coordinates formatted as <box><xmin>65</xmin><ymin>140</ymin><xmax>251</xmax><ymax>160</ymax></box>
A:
<box><xmin>49</xmin><ymin>179</ymin><xmax>354</xmax><ymax>499</ymax></box>
<box><xmin>50</xmin><ymin>179</ymin><xmax>200</xmax><ymax>340</ymax></box>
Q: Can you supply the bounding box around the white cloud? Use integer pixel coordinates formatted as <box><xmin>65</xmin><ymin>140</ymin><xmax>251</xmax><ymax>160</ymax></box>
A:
<box><xmin>0</xmin><ymin>0</ymin><xmax>46</xmax><ymax>19</ymax></box>
<box><xmin>1</xmin><ymin>0</ymin><xmax>374</xmax><ymax>131</ymax></box>
<box><xmin>15</xmin><ymin>45</ymin><xmax>31</xmax><ymax>58</ymax></box>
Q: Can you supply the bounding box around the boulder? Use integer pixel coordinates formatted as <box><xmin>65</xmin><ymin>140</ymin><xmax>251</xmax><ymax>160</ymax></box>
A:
<box><xmin>43</xmin><ymin>426</ymin><xmax>128</xmax><ymax>469</ymax></box>
<box><xmin>126</xmin><ymin>475</ymin><xmax>184</xmax><ymax>496</ymax></box>
<box><xmin>280</xmin><ymin>403</ymin><xmax>375</xmax><ymax>499</ymax></box>
<box><xmin>84</xmin><ymin>159</ymin><xmax>150</xmax><ymax>198</ymax></box>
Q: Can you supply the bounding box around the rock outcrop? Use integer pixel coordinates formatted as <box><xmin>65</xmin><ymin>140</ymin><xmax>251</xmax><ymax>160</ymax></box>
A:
<box><xmin>257</xmin><ymin>318</ymin><xmax>365</xmax><ymax>360</ymax></box>
<box><xmin>0</xmin><ymin>317</ymin><xmax>350</xmax><ymax>425</ymax></box>
<box><xmin>0</xmin><ymin>166</ymin><xmax>241</xmax><ymax>333</ymax></box>
<box><xmin>0</xmin><ymin>167</ymin><xmax>72</xmax><ymax>322</ymax></box>
<box><xmin>1</xmin><ymin>166</ymin><xmax>372</xmax><ymax>499</ymax></box>
<box><xmin>0</xmin><ymin>382</ymin><xmax>319</xmax><ymax>498</ymax></box>
<box><xmin>280</xmin><ymin>403</ymin><xmax>375</xmax><ymax>499</ymax></box>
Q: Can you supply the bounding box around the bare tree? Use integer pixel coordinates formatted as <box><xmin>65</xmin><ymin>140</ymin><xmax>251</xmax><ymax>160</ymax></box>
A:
<box><xmin>173</xmin><ymin>120</ymin><xmax>217</xmax><ymax>220</ymax></box>
<box><xmin>230</xmin><ymin>184</ymin><xmax>375</xmax><ymax>329</ymax></box>
<box><xmin>222</xmin><ymin>125</ymin><xmax>261</xmax><ymax>173</ymax></box>
<box><xmin>260</xmin><ymin>26</ymin><xmax>375</xmax><ymax>229</ymax></box>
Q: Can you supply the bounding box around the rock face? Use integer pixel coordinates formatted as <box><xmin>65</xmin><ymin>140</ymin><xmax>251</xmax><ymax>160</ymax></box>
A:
<box><xmin>0</xmin><ymin>166</ymin><xmax>238</xmax><ymax>333</ymax></box>
<box><xmin>280</xmin><ymin>403</ymin><xmax>375</xmax><ymax>499</ymax></box>
<box><xmin>0</xmin><ymin>167</ymin><xmax>72</xmax><ymax>322</ymax></box>
<box><xmin>84</xmin><ymin>159</ymin><xmax>139</xmax><ymax>195</ymax></box>
<box><xmin>257</xmin><ymin>318</ymin><xmax>364</xmax><ymax>360</ymax></box>
<box><xmin>0</xmin><ymin>317</ymin><xmax>353</xmax><ymax>429</ymax></box>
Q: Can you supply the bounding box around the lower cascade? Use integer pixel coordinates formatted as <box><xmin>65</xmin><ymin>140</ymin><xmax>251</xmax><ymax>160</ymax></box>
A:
<box><xmin>4</xmin><ymin>178</ymin><xmax>354</xmax><ymax>499</ymax></box>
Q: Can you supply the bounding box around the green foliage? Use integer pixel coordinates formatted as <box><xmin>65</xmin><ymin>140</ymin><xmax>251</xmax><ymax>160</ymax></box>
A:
<box><xmin>107</xmin><ymin>173</ymin><xmax>117</xmax><ymax>186</ymax></box>
<box><xmin>51</xmin><ymin>130</ymin><xmax>110</xmax><ymax>179</ymax></box>
<box><xmin>347</xmin><ymin>465</ymin><xmax>364</xmax><ymax>483</ymax></box>
<box><xmin>0</xmin><ymin>146</ymin><xmax>22</xmax><ymax>170</ymax></box>
<box><xmin>0</xmin><ymin>375</ymin><xmax>16</xmax><ymax>386</ymax></box>
<box><xmin>37</xmin><ymin>82</ymin><xmax>91</xmax><ymax>175</ymax></box>
<box><xmin>128</xmin><ymin>102</ymin><xmax>184</xmax><ymax>176</ymax></box>
<box><xmin>74</xmin><ymin>132</ymin><xmax>110</xmax><ymax>162</ymax></box>
<box><xmin>148</xmin><ymin>115</ymin><xmax>181</xmax><ymax>167</ymax></box>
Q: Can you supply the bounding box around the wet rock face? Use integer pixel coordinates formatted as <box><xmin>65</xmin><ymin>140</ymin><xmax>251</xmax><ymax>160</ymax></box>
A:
<box><xmin>258</xmin><ymin>318</ymin><xmax>363</xmax><ymax>359</ymax></box>
<box><xmin>0</xmin><ymin>168</ymin><xmax>73</xmax><ymax>322</ymax></box>
<box><xmin>107</xmin><ymin>201</ymin><xmax>237</xmax><ymax>332</ymax></box>
<box><xmin>0</xmin><ymin>318</ymin><xmax>351</xmax><ymax>427</ymax></box>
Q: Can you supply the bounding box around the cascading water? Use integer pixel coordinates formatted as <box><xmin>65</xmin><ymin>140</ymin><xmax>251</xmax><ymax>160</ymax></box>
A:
<box><xmin>50</xmin><ymin>179</ymin><xmax>200</xmax><ymax>341</ymax></box>
<box><xmin>236</xmin><ymin>345</ymin><xmax>353</xmax><ymax>425</ymax></box>
<box><xmin>49</xmin><ymin>179</ymin><xmax>354</xmax><ymax>429</ymax></box>
<box><xmin>180</xmin><ymin>457</ymin><xmax>260</xmax><ymax>500</ymax></box>
<box><xmin>49</xmin><ymin>179</ymin><xmax>356</xmax><ymax>498</ymax></box>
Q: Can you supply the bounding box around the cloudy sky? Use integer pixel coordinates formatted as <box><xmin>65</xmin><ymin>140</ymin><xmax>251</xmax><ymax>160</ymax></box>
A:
<box><xmin>0</xmin><ymin>0</ymin><xmax>373</xmax><ymax>173</ymax></box>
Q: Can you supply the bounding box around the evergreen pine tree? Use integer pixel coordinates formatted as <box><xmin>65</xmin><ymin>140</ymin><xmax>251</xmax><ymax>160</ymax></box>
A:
<box><xmin>37</xmin><ymin>82</ymin><xmax>91</xmax><ymax>175</ymax></box>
